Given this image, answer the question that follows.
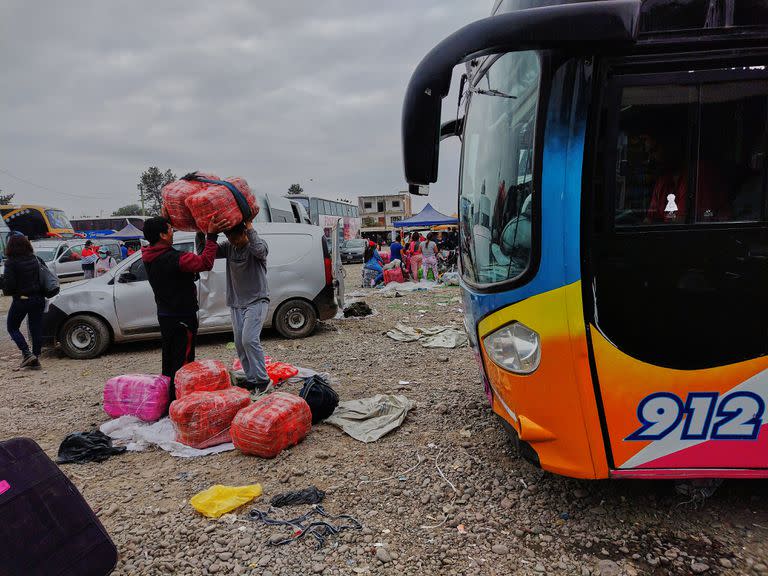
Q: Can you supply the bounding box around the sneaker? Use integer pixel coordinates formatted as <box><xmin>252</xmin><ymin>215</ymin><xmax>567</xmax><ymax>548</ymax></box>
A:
<box><xmin>254</xmin><ymin>380</ymin><xmax>273</xmax><ymax>393</ymax></box>
<box><xmin>27</xmin><ymin>358</ymin><xmax>42</xmax><ymax>370</ymax></box>
<box><xmin>20</xmin><ymin>353</ymin><xmax>37</xmax><ymax>368</ymax></box>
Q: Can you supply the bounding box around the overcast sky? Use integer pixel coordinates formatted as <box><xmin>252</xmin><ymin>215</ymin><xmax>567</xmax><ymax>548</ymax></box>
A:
<box><xmin>0</xmin><ymin>1</ymin><xmax>490</xmax><ymax>218</ymax></box>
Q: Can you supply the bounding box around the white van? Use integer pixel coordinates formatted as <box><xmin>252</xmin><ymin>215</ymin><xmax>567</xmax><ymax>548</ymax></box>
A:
<box><xmin>42</xmin><ymin>224</ymin><xmax>344</xmax><ymax>359</ymax></box>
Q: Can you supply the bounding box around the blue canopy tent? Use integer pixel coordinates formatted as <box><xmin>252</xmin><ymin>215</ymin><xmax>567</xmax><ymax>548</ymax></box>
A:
<box><xmin>104</xmin><ymin>222</ymin><xmax>144</xmax><ymax>240</ymax></box>
<box><xmin>393</xmin><ymin>203</ymin><xmax>458</xmax><ymax>228</ymax></box>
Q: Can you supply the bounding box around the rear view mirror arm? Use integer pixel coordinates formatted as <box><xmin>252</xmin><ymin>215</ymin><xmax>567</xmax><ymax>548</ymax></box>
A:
<box><xmin>402</xmin><ymin>0</ymin><xmax>640</xmax><ymax>188</ymax></box>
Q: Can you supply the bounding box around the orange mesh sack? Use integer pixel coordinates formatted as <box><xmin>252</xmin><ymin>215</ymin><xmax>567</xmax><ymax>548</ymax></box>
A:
<box><xmin>161</xmin><ymin>171</ymin><xmax>221</xmax><ymax>231</ymax></box>
<box><xmin>184</xmin><ymin>176</ymin><xmax>257</xmax><ymax>233</ymax></box>
<box><xmin>174</xmin><ymin>359</ymin><xmax>231</xmax><ymax>399</ymax></box>
<box><xmin>266</xmin><ymin>361</ymin><xmax>299</xmax><ymax>384</ymax></box>
<box><xmin>170</xmin><ymin>388</ymin><xmax>252</xmax><ymax>449</ymax></box>
<box><xmin>231</xmin><ymin>392</ymin><xmax>312</xmax><ymax>458</ymax></box>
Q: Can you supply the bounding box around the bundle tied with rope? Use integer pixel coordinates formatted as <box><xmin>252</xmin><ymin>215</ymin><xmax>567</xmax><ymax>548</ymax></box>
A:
<box><xmin>161</xmin><ymin>171</ymin><xmax>258</xmax><ymax>232</ymax></box>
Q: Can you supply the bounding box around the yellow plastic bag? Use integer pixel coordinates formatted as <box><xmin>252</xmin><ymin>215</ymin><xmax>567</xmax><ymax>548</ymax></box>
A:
<box><xmin>190</xmin><ymin>484</ymin><xmax>263</xmax><ymax>518</ymax></box>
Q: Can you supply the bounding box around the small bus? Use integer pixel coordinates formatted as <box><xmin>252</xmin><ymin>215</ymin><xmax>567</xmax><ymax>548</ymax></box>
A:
<box><xmin>0</xmin><ymin>205</ymin><xmax>76</xmax><ymax>239</ymax></box>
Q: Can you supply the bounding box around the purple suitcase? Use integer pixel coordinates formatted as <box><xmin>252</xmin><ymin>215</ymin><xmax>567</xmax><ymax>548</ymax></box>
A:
<box><xmin>0</xmin><ymin>437</ymin><xmax>118</xmax><ymax>576</ymax></box>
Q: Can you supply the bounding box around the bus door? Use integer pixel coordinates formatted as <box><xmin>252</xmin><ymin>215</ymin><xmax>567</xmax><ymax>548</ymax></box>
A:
<box><xmin>588</xmin><ymin>61</ymin><xmax>768</xmax><ymax>472</ymax></box>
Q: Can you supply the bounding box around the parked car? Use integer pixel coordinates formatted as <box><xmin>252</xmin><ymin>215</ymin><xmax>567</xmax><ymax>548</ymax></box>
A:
<box><xmin>340</xmin><ymin>238</ymin><xmax>367</xmax><ymax>263</ymax></box>
<box><xmin>31</xmin><ymin>238</ymin><xmax>124</xmax><ymax>282</ymax></box>
<box><xmin>42</xmin><ymin>224</ymin><xmax>344</xmax><ymax>359</ymax></box>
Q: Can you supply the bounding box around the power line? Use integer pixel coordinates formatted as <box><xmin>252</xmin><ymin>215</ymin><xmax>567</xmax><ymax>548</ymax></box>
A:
<box><xmin>0</xmin><ymin>168</ymin><xmax>112</xmax><ymax>200</ymax></box>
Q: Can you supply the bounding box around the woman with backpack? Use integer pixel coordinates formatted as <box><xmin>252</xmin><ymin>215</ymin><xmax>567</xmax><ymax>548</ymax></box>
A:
<box><xmin>95</xmin><ymin>247</ymin><xmax>117</xmax><ymax>277</ymax></box>
<box><xmin>3</xmin><ymin>233</ymin><xmax>47</xmax><ymax>369</ymax></box>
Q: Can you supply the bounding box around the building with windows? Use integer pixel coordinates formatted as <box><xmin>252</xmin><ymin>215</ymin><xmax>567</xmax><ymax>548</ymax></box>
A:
<box><xmin>357</xmin><ymin>193</ymin><xmax>413</xmax><ymax>234</ymax></box>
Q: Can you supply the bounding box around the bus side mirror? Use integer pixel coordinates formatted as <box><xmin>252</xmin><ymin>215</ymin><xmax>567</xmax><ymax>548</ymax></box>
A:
<box><xmin>440</xmin><ymin>117</ymin><xmax>464</xmax><ymax>141</ymax></box>
<box><xmin>402</xmin><ymin>0</ymin><xmax>639</xmax><ymax>187</ymax></box>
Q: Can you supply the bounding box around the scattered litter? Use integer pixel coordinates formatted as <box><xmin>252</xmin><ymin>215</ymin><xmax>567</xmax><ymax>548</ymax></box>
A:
<box><xmin>382</xmin><ymin>291</ymin><xmax>404</xmax><ymax>298</ymax></box>
<box><xmin>103</xmin><ymin>374</ymin><xmax>170</xmax><ymax>423</ymax></box>
<box><xmin>421</xmin><ymin>328</ymin><xmax>468</xmax><ymax>349</ymax></box>
<box><xmin>270</xmin><ymin>486</ymin><xmax>325</xmax><ymax>507</ymax></box>
<box><xmin>457</xmin><ymin>524</ymin><xmax>467</xmax><ymax>534</ymax></box>
<box><xmin>675</xmin><ymin>479</ymin><xmax>724</xmax><ymax>505</ymax></box>
<box><xmin>231</xmin><ymin>392</ymin><xmax>312</xmax><ymax>458</ymax></box>
<box><xmin>398</xmin><ymin>380</ymin><xmax>410</xmax><ymax>386</ymax></box>
<box><xmin>248</xmin><ymin>505</ymin><xmax>362</xmax><ymax>549</ymax></box>
<box><xmin>441</xmin><ymin>271</ymin><xmax>460</xmax><ymax>286</ymax></box>
<box><xmin>379</xmin><ymin>280</ymin><xmax>440</xmax><ymax>293</ymax></box>
<box><xmin>226</xmin><ymin>342</ymin><xmax>237</xmax><ymax>350</ymax></box>
<box><xmin>100</xmin><ymin>416</ymin><xmax>235</xmax><ymax>458</ymax></box>
<box><xmin>299</xmin><ymin>375</ymin><xmax>339</xmax><ymax>424</ymax></box>
<box><xmin>190</xmin><ymin>484</ymin><xmax>263</xmax><ymax>518</ymax></box>
<box><xmin>386</xmin><ymin>323</ymin><xmax>468</xmax><ymax>348</ymax></box>
<box><xmin>346</xmin><ymin>290</ymin><xmax>366</xmax><ymax>298</ymax></box>
<box><xmin>359</xmin><ymin>451</ymin><xmax>424</xmax><ymax>485</ymax></box>
<box><xmin>324</xmin><ymin>394</ymin><xmax>414</xmax><ymax>443</ymax></box>
<box><xmin>56</xmin><ymin>430</ymin><xmax>126</xmax><ymax>464</ymax></box>
<box><xmin>343</xmin><ymin>301</ymin><xmax>373</xmax><ymax>318</ymax></box>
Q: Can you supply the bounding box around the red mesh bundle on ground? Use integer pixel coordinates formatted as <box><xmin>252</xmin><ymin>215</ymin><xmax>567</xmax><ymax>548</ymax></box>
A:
<box><xmin>174</xmin><ymin>359</ymin><xmax>231</xmax><ymax>399</ymax></box>
<box><xmin>266</xmin><ymin>361</ymin><xmax>299</xmax><ymax>384</ymax></box>
<box><xmin>184</xmin><ymin>176</ymin><xmax>257</xmax><ymax>233</ymax></box>
<box><xmin>170</xmin><ymin>388</ymin><xmax>252</xmax><ymax>449</ymax></box>
<box><xmin>384</xmin><ymin>268</ymin><xmax>404</xmax><ymax>284</ymax></box>
<box><xmin>231</xmin><ymin>392</ymin><xmax>312</xmax><ymax>458</ymax></box>
<box><xmin>161</xmin><ymin>172</ymin><xmax>221</xmax><ymax>231</ymax></box>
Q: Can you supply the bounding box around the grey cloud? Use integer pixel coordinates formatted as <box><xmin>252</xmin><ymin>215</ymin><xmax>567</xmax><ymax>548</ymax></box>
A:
<box><xmin>1</xmin><ymin>1</ymin><xmax>489</xmax><ymax>215</ymax></box>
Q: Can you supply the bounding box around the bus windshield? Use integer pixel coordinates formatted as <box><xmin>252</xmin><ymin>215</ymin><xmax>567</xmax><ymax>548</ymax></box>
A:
<box><xmin>459</xmin><ymin>51</ymin><xmax>540</xmax><ymax>285</ymax></box>
<box><xmin>46</xmin><ymin>209</ymin><xmax>73</xmax><ymax>230</ymax></box>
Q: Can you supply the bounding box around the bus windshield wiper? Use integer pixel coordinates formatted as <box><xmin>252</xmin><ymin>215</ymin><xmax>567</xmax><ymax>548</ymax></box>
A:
<box><xmin>474</xmin><ymin>88</ymin><xmax>517</xmax><ymax>99</ymax></box>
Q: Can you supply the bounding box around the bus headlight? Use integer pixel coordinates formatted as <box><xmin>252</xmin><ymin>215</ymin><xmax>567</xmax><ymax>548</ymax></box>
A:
<box><xmin>483</xmin><ymin>322</ymin><xmax>541</xmax><ymax>374</ymax></box>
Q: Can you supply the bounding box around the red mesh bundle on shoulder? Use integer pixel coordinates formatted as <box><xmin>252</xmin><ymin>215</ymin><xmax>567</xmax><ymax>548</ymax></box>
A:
<box><xmin>174</xmin><ymin>359</ymin><xmax>231</xmax><ymax>399</ymax></box>
<box><xmin>161</xmin><ymin>172</ymin><xmax>220</xmax><ymax>231</ymax></box>
<box><xmin>170</xmin><ymin>388</ymin><xmax>252</xmax><ymax>449</ymax></box>
<box><xmin>231</xmin><ymin>392</ymin><xmax>312</xmax><ymax>458</ymax></box>
<box><xmin>184</xmin><ymin>177</ymin><xmax>257</xmax><ymax>233</ymax></box>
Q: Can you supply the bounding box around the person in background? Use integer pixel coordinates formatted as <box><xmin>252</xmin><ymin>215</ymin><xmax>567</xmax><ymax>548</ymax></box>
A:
<box><xmin>95</xmin><ymin>247</ymin><xmax>117</xmax><ymax>277</ymax></box>
<box><xmin>81</xmin><ymin>240</ymin><xmax>98</xmax><ymax>279</ymax></box>
<box><xmin>363</xmin><ymin>243</ymin><xmax>384</xmax><ymax>286</ymax></box>
<box><xmin>3</xmin><ymin>234</ymin><xmax>45</xmax><ymax>369</ymax></box>
<box><xmin>119</xmin><ymin>242</ymin><xmax>128</xmax><ymax>259</ymax></box>
<box><xmin>420</xmin><ymin>232</ymin><xmax>439</xmax><ymax>282</ymax></box>
<box><xmin>196</xmin><ymin>210</ymin><xmax>270</xmax><ymax>392</ymax></box>
<box><xmin>142</xmin><ymin>216</ymin><xmax>224</xmax><ymax>400</ymax></box>
<box><xmin>389</xmin><ymin>235</ymin><xmax>403</xmax><ymax>264</ymax></box>
<box><xmin>405</xmin><ymin>232</ymin><xmax>422</xmax><ymax>281</ymax></box>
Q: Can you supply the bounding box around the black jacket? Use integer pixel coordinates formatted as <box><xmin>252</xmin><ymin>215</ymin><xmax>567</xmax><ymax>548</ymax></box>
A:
<box><xmin>3</xmin><ymin>255</ymin><xmax>44</xmax><ymax>298</ymax></box>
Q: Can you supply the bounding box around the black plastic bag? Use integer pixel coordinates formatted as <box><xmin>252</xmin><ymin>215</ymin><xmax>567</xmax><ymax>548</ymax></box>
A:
<box><xmin>57</xmin><ymin>430</ymin><xmax>126</xmax><ymax>464</ymax></box>
<box><xmin>343</xmin><ymin>302</ymin><xmax>372</xmax><ymax>318</ymax></box>
<box><xmin>299</xmin><ymin>375</ymin><xmax>339</xmax><ymax>424</ymax></box>
<box><xmin>270</xmin><ymin>485</ymin><xmax>326</xmax><ymax>507</ymax></box>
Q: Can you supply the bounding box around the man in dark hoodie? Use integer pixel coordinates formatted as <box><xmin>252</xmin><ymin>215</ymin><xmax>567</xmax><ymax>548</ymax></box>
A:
<box><xmin>142</xmin><ymin>216</ymin><xmax>224</xmax><ymax>399</ymax></box>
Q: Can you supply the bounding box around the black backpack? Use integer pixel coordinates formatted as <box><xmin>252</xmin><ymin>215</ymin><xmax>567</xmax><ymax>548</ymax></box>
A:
<box><xmin>299</xmin><ymin>375</ymin><xmax>339</xmax><ymax>424</ymax></box>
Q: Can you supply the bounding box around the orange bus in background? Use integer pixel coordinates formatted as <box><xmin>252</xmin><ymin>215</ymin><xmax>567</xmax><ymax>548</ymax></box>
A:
<box><xmin>0</xmin><ymin>205</ymin><xmax>76</xmax><ymax>240</ymax></box>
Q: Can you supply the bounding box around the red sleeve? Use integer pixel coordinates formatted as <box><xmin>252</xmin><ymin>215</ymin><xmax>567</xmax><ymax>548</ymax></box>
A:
<box><xmin>178</xmin><ymin>239</ymin><xmax>217</xmax><ymax>273</ymax></box>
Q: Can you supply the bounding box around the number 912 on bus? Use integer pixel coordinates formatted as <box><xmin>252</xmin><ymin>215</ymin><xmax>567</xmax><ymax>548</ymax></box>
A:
<box><xmin>626</xmin><ymin>392</ymin><xmax>765</xmax><ymax>442</ymax></box>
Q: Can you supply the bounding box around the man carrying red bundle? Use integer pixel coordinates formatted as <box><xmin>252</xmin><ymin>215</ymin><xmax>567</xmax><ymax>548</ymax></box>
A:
<box><xmin>142</xmin><ymin>215</ymin><xmax>228</xmax><ymax>400</ymax></box>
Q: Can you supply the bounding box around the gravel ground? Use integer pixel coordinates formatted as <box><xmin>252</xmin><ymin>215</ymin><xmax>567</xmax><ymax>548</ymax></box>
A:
<box><xmin>1</xmin><ymin>264</ymin><xmax>767</xmax><ymax>575</ymax></box>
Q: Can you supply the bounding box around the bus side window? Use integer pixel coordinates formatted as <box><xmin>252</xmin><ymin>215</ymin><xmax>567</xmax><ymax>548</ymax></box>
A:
<box><xmin>699</xmin><ymin>81</ymin><xmax>768</xmax><ymax>223</ymax></box>
<box><xmin>615</xmin><ymin>79</ymin><xmax>768</xmax><ymax>226</ymax></box>
<box><xmin>614</xmin><ymin>85</ymin><xmax>697</xmax><ymax>226</ymax></box>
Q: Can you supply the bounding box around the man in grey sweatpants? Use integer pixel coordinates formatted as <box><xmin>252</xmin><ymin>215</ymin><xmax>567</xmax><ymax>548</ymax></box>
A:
<box><xmin>199</xmin><ymin>212</ymin><xmax>270</xmax><ymax>391</ymax></box>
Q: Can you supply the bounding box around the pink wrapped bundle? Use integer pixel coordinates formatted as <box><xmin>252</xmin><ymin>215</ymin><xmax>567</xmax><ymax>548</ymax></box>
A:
<box><xmin>103</xmin><ymin>374</ymin><xmax>171</xmax><ymax>422</ymax></box>
<box><xmin>161</xmin><ymin>172</ymin><xmax>220</xmax><ymax>231</ymax></box>
<box><xmin>170</xmin><ymin>388</ymin><xmax>252</xmax><ymax>449</ymax></box>
<box><xmin>161</xmin><ymin>172</ymin><xmax>257</xmax><ymax>232</ymax></box>
<box><xmin>174</xmin><ymin>359</ymin><xmax>231</xmax><ymax>399</ymax></box>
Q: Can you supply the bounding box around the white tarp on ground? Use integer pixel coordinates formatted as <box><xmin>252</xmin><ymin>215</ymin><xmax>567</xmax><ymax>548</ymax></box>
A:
<box><xmin>324</xmin><ymin>394</ymin><xmax>414</xmax><ymax>443</ymax></box>
<box><xmin>385</xmin><ymin>323</ymin><xmax>468</xmax><ymax>348</ymax></box>
<box><xmin>379</xmin><ymin>281</ymin><xmax>440</xmax><ymax>293</ymax></box>
<box><xmin>100</xmin><ymin>416</ymin><xmax>235</xmax><ymax>458</ymax></box>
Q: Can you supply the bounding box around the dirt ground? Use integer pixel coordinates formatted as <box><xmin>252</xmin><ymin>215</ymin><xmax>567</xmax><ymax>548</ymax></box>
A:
<box><xmin>1</xmin><ymin>264</ymin><xmax>768</xmax><ymax>575</ymax></box>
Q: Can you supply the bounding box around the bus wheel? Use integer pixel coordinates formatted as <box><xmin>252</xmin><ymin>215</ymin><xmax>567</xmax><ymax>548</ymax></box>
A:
<box><xmin>59</xmin><ymin>315</ymin><xmax>111</xmax><ymax>359</ymax></box>
<box><xmin>274</xmin><ymin>299</ymin><xmax>317</xmax><ymax>339</ymax></box>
